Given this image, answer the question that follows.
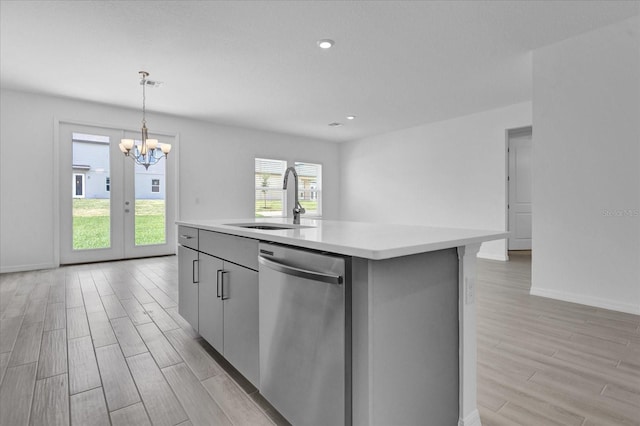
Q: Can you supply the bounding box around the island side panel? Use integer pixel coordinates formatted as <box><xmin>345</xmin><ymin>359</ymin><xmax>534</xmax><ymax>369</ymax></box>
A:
<box><xmin>457</xmin><ymin>243</ymin><xmax>482</xmax><ymax>426</ymax></box>
<box><xmin>365</xmin><ymin>248</ymin><xmax>460</xmax><ymax>425</ymax></box>
<box><xmin>351</xmin><ymin>257</ymin><xmax>371</xmax><ymax>426</ymax></box>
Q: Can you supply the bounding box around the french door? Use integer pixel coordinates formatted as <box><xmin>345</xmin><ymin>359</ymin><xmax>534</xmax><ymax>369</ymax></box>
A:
<box><xmin>59</xmin><ymin>122</ymin><xmax>176</xmax><ymax>264</ymax></box>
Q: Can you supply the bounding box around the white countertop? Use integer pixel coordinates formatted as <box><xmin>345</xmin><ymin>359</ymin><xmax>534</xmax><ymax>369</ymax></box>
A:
<box><xmin>176</xmin><ymin>218</ymin><xmax>508</xmax><ymax>260</ymax></box>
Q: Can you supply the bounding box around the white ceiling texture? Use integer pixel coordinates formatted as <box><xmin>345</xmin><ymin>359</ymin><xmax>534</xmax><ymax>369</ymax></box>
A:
<box><xmin>1</xmin><ymin>1</ymin><xmax>638</xmax><ymax>142</ymax></box>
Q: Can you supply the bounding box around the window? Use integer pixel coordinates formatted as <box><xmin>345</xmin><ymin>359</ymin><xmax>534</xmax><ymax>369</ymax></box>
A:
<box><xmin>255</xmin><ymin>158</ymin><xmax>286</xmax><ymax>217</ymax></box>
<box><xmin>151</xmin><ymin>179</ymin><xmax>160</xmax><ymax>193</ymax></box>
<box><xmin>295</xmin><ymin>162</ymin><xmax>322</xmax><ymax>217</ymax></box>
<box><xmin>105</xmin><ymin>177</ymin><xmax>110</xmax><ymax>192</ymax></box>
<box><xmin>254</xmin><ymin>158</ymin><xmax>322</xmax><ymax>218</ymax></box>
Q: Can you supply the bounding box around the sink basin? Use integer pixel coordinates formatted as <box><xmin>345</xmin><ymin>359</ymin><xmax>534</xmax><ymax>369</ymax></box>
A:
<box><xmin>224</xmin><ymin>223</ymin><xmax>315</xmax><ymax>230</ymax></box>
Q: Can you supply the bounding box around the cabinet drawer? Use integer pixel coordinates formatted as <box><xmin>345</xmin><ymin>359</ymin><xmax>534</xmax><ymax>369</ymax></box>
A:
<box><xmin>199</xmin><ymin>230</ymin><xmax>259</xmax><ymax>270</ymax></box>
<box><xmin>178</xmin><ymin>226</ymin><xmax>199</xmax><ymax>250</ymax></box>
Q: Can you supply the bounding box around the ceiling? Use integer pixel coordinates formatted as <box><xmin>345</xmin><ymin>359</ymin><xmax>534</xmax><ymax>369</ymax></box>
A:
<box><xmin>1</xmin><ymin>1</ymin><xmax>638</xmax><ymax>142</ymax></box>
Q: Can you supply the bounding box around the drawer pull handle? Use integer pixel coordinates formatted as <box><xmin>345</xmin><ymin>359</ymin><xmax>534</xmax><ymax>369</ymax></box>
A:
<box><xmin>180</xmin><ymin>234</ymin><xmax>194</xmax><ymax>240</ymax></box>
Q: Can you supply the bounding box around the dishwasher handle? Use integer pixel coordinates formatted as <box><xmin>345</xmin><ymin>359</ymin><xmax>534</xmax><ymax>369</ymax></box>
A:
<box><xmin>259</xmin><ymin>256</ymin><xmax>343</xmax><ymax>285</ymax></box>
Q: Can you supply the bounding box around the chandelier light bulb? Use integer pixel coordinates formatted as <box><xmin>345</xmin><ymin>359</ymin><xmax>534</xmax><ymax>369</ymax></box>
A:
<box><xmin>122</xmin><ymin>139</ymin><xmax>134</xmax><ymax>150</ymax></box>
<box><xmin>146</xmin><ymin>139</ymin><xmax>158</xmax><ymax>150</ymax></box>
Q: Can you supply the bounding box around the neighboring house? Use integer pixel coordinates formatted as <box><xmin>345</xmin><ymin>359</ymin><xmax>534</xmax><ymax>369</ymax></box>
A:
<box><xmin>72</xmin><ymin>133</ymin><xmax>165</xmax><ymax>200</ymax></box>
<box><xmin>134</xmin><ymin>164</ymin><xmax>165</xmax><ymax>200</ymax></box>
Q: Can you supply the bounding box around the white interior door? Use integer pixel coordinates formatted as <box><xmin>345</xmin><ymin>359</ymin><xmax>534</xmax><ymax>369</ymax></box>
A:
<box><xmin>59</xmin><ymin>122</ymin><xmax>175</xmax><ymax>264</ymax></box>
<box><xmin>508</xmin><ymin>127</ymin><xmax>533</xmax><ymax>250</ymax></box>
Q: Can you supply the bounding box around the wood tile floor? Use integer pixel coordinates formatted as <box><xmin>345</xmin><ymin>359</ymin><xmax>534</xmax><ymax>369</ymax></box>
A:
<box><xmin>476</xmin><ymin>252</ymin><xmax>640</xmax><ymax>426</ymax></box>
<box><xmin>1</xmin><ymin>252</ymin><xmax>638</xmax><ymax>425</ymax></box>
<box><xmin>0</xmin><ymin>256</ymin><xmax>284</xmax><ymax>426</ymax></box>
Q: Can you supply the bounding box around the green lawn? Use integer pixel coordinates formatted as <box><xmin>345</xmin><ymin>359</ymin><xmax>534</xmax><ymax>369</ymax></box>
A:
<box><xmin>73</xmin><ymin>215</ymin><xmax>110</xmax><ymax>249</ymax></box>
<box><xmin>73</xmin><ymin>199</ymin><xmax>165</xmax><ymax>249</ymax></box>
<box><xmin>300</xmin><ymin>200</ymin><xmax>318</xmax><ymax>211</ymax></box>
<box><xmin>135</xmin><ymin>213</ymin><xmax>166</xmax><ymax>246</ymax></box>
<box><xmin>255</xmin><ymin>199</ymin><xmax>318</xmax><ymax>217</ymax></box>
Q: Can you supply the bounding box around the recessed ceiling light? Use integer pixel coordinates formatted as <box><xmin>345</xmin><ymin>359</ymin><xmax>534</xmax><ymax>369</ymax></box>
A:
<box><xmin>317</xmin><ymin>39</ymin><xmax>334</xmax><ymax>49</ymax></box>
<box><xmin>328</xmin><ymin>122</ymin><xmax>343</xmax><ymax>127</ymax></box>
<box><xmin>346</xmin><ymin>115</ymin><xmax>356</xmax><ymax>120</ymax></box>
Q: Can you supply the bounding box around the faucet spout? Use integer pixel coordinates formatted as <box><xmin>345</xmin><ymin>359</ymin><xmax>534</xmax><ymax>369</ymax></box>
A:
<box><xmin>283</xmin><ymin>166</ymin><xmax>306</xmax><ymax>224</ymax></box>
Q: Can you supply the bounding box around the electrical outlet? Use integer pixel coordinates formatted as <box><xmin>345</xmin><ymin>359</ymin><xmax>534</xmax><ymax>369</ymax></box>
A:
<box><xmin>465</xmin><ymin>277</ymin><xmax>475</xmax><ymax>305</ymax></box>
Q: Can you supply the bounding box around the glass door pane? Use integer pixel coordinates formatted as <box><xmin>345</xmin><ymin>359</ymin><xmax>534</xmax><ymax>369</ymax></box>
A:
<box><xmin>134</xmin><ymin>159</ymin><xmax>166</xmax><ymax>246</ymax></box>
<box><xmin>122</xmin><ymin>129</ymin><xmax>175</xmax><ymax>258</ymax></box>
<box><xmin>72</xmin><ymin>132</ymin><xmax>111</xmax><ymax>250</ymax></box>
<box><xmin>60</xmin><ymin>123</ymin><xmax>125</xmax><ymax>265</ymax></box>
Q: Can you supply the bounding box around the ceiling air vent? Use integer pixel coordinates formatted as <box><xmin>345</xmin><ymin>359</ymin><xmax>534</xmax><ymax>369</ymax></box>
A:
<box><xmin>328</xmin><ymin>122</ymin><xmax>343</xmax><ymax>127</ymax></box>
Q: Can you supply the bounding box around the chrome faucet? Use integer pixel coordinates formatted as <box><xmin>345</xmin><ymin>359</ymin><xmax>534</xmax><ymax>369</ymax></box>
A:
<box><xmin>283</xmin><ymin>166</ymin><xmax>306</xmax><ymax>224</ymax></box>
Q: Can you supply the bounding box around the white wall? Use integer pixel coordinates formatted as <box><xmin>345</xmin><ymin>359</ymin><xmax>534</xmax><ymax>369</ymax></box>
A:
<box><xmin>339</xmin><ymin>102</ymin><xmax>532</xmax><ymax>260</ymax></box>
<box><xmin>531</xmin><ymin>17</ymin><xmax>640</xmax><ymax>315</ymax></box>
<box><xmin>0</xmin><ymin>89</ymin><xmax>340</xmax><ymax>272</ymax></box>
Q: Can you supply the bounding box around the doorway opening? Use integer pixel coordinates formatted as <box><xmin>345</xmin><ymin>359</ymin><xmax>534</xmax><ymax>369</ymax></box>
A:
<box><xmin>58</xmin><ymin>122</ymin><xmax>177</xmax><ymax>265</ymax></box>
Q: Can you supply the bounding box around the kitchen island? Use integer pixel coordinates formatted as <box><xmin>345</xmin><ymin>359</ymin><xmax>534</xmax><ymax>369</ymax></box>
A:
<box><xmin>176</xmin><ymin>218</ymin><xmax>507</xmax><ymax>426</ymax></box>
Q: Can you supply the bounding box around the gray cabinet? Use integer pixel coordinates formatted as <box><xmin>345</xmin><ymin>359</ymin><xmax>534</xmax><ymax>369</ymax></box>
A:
<box><xmin>179</xmin><ymin>229</ymin><xmax>259</xmax><ymax>387</ymax></box>
<box><xmin>220</xmin><ymin>261</ymin><xmax>259</xmax><ymax>387</ymax></box>
<box><xmin>198</xmin><ymin>253</ymin><xmax>224</xmax><ymax>352</ymax></box>
<box><xmin>178</xmin><ymin>225</ymin><xmax>198</xmax><ymax>250</ymax></box>
<box><xmin>178</xmin><ymin>245</ymin><xmax>199</xmax><ymax>331</ymax></box>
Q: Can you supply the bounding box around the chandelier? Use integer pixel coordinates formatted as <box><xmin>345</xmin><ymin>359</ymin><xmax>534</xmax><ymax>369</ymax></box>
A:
<box><xmin>119</xmin><ymin>71</ymin><xmax>171</xmax><ymax>170</ymax></box>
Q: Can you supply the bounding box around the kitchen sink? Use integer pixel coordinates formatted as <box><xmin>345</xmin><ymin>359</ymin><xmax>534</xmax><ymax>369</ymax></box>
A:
<box><xmin>224</xmin><ymin>223</ymin><xmax>315</xmax><ymax>230</ymax></box>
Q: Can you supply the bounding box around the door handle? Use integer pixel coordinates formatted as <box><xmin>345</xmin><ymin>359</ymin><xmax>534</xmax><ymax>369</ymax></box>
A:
<box><xmin>219</xmin><ymin>270</ymin><xmax>230</xmax><ymax>300</ymax></box>
<box><xmin>192</xmin><ymin>259</ymin><xmax>199</xmax><ymax>283</ymax></box>
<box><xmin>216</xmin><ymin>269</ymin><xmax>223</xmax><ymax>298</ymax></box>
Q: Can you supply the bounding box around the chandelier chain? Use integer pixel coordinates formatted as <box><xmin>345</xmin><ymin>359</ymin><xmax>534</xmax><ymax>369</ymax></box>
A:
<box><xmin>141</xmin><ymin>72</ymin><xmax>147</xmax><ymax>126</ymax></box>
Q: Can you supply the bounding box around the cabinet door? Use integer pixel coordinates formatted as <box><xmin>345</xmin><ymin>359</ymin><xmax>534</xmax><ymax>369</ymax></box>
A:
<box><xmin>198</xmin><ymin>253</ymin><xmax>224</xmax><ymax>353</ymax></box>
<box><xmin>178</xmin><ymin>245</ymin><xmax>199</xmax><ymax>331</ymax></box>
<box><xmin>222</xmin><ymin>262</ymin><xmax>259</xmax><ymax>387</ymax></box>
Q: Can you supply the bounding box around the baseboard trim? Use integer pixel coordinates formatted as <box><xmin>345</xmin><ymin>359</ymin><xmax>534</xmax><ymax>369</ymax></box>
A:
<box><xmin>458</xmin><ymin>409</ymin><xmax>482</xmax><ymax>426</ymax></box>
<box><xmin>530</xmin><ymin>287</ymin><xmax>640</xmax><ymax>315</ymax></box>
<box><xmin>477</xmin><ymin>252</ymin><xmax>508</xmax><ymax>261</ymax></box>
<box><xmin>0</xmin><ymin>262</ymin><xmax>56</xmax><ymax>274</ymax></box>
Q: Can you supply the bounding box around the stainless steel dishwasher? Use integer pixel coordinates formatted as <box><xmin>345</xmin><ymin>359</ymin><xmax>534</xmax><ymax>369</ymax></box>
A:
<box><xmin>258</xmin><ymin>242</ymin><xmax>351</xmax><ymax>426</ymax></box>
